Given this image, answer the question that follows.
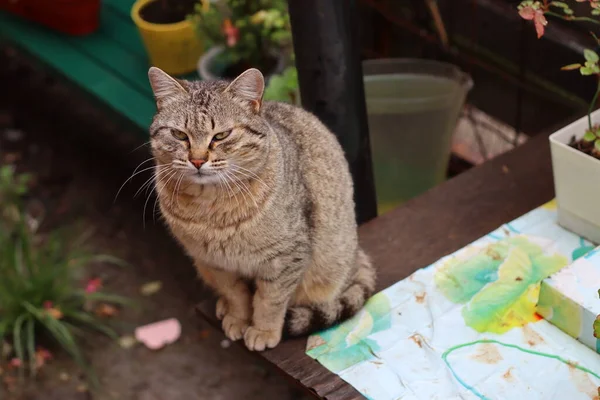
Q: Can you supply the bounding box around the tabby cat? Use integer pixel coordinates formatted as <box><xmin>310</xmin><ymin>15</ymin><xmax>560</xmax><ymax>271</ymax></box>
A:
<box><xmin>147</xmin><ymin>67</ymin><xmax>376</xmax><ymax>351</ymax></box>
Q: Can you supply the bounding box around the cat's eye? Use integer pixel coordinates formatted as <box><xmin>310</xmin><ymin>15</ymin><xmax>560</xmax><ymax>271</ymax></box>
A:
<box><xmin>212</xmin><ymin>130</ymin><xmax>232</xmax><ymax>141</ymax></box>
<box><xmin>171</xmin><ymin>130</ymin><xmax>188</xmax><ymax>141</ymax></box>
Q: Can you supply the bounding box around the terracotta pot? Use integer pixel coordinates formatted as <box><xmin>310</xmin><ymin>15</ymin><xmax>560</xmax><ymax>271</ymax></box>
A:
<box><xmin>0</xmin><ymin>0</ymin><xmax>101</xmax><ymax>36</ymax></box>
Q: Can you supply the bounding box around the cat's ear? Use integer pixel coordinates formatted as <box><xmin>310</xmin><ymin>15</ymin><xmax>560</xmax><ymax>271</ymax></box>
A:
<box><xmin>148</xmin><ymin>67</ymin><xmax>187</xmax><ymax>110</ymax></box>
<box><xmin>224</xmin><ymin>68</ymin><xmax>265</xmax><ymax>113</ymax></box>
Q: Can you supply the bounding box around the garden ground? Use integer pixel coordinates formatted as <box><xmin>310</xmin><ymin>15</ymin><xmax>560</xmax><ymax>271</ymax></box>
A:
<box><xmin>0</xmin><ymin>97</ymin><xmax>308</xmax><ymax>400</ymax></box>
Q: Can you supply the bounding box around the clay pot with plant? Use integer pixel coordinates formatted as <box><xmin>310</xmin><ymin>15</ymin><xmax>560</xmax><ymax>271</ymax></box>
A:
<box><xmin>518</xmin><ymin>0</ymin><xmax>600</xmax><ymax>242</ymax></box>
<box><xmin>189</xmin><ymin>0</ymin><xmax>291</xmax><ymax>81</ymax></box>
<box><xmin>131</xmin><ymin>0</ymin><xmax>204</xmax><ymax>75</ymax></box>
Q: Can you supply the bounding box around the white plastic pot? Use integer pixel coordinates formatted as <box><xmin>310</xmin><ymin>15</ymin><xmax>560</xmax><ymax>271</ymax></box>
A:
<box><xmin>550</xmin><ymin>108</ymin><xmax>600</xmax><ymax>243</ymax></box>
<box><xmin>197</xmin><ymin>45</ymin><xmax>285</xmax><ymax>81</ymax></box>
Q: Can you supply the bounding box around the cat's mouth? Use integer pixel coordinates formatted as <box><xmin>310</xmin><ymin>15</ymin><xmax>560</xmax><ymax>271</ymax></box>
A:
<box><xmin>187</xmin><ymin>170</ymin><xmax>221</xmax><ymax>186</ymax></box>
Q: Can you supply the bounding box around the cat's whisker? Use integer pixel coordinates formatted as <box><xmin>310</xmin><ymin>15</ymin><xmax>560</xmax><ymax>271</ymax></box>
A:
<box><xmin>114</xmin><ymin>161</ymin><xmax>164</xmax><ymax>202</ymax></box>
<box><xmin>214</xmin><ymin>171</ymin><xmax>228</xmax><ymax>202</ymax></box>
<box><xmin>144</xmin><ymin>169</ymin><xmax>178</xmax><ymax>229</ymax></box>
<box><xmin>228</xmin><ymin>171</ymin><xmax>259</xmax><ymax>209</ymax></box>
<box><xmin>130</xmin><ymin>141</ymin><xmax>151</xmax><ymax>153</ymax></box>
<box><xmin>223</xmin><ymin>170</ymin><xmax>250</xmax><ymax>206</ymax></box>
<box><xmin>230</xmin><ymin>164</ymin><xmax>270</xmax><ymax>190</ymax></box>
<box><xmin>134</xmin><ymin>165</ymin><xmax>172</xmax><ymax>198</ymax></box>
<box><xmin>219</xmin><ymin>171</ymin><xmax>240</xmax><ymax>209</ymax></box>
<box><xmin>153</xmin><ymin>170</ymin><xmax>177</xmax><ymax>222</ymax></box>
<box><xmin>172</xmin><ymin>172</ymin><xmax>186</xmax><ymax>209</ymax></box>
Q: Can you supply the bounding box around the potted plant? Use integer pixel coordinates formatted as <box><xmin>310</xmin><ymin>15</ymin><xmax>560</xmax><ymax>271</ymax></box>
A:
<box><xmin>518</xmin><ymin>0</ymin><xmax>600</xmax><ymax>243</ymax></box>
<box><xmin>131</xmin><ymin>0</ymin><xmax>204</xmax><ymax>76</ymax></box>
<box><xmin>0</xmin><ymin>0</ymin><xmax>101</xmax><ymax>36</ymax></box>
<box><xmin>263</xmin><ymin>65</ymin><xmax>300</xmax><ymax>104</ymax></box>
<box><xmin>189</xmin><ymin>0</ymin><xmax>291</xmax><ymax>81</ymax></box>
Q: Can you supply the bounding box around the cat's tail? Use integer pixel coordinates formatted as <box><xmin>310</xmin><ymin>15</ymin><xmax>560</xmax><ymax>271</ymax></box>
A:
<box><xmin>283</xmin><ymin>249</ymin><xmax>376</xmax><ymax>337</ymax></box>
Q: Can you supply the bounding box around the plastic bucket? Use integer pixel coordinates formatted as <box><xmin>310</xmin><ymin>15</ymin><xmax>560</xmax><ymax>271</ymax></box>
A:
<box><xmin>131</xmin><ymin>0</ymin><xmax>203</xmax><ymax>76</ymax></box>
<box><xmin>363</xmin><ymin>59</ymin><xmax>473</xmax><ymax>214</ymax></box>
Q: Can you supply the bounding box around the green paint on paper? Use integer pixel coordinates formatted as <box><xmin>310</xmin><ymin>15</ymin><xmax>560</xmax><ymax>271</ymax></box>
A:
<box><xmin>306</xmin><ymin>292</ymin><xmax>391</xmax><ymax>373</ymax></box>
<box><xmin>443</xmin><ymin>339</ymin><xmax>600</xmax><ymax>400</ymax></box>
<box><xmin>436</xmin><ymin>236</ymin><xmax>568</xmax><ymax>333</ymax></box>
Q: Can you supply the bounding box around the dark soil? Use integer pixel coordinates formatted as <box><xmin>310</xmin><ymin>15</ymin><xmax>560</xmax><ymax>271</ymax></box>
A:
<box><xmin>139</xmin><ymin>0</ymin><xmax>197</xmax><ymax>24</ymax></box>
<box><xmin>569</xmin><ymin>135</ymin><xmax>600</xmax><ymax>160</ymax></box>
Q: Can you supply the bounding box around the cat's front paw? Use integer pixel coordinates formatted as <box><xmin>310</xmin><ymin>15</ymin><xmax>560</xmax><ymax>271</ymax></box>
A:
<box><xmin>243</xmin><ymin>326</ymin><xmax>282</xmax><ymax>351</ymax></box>
<box><xmin>215</xmin><ymin>297</ymin><xmax>228</xmax><ymax>320</ymax></box>
<box><xmin>222</xmin><ymin>314</ymin><xmax>250</xmax><ymax>341</ymax></box>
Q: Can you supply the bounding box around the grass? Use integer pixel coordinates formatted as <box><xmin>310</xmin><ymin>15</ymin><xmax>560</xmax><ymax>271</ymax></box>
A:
<box><xmin>0</xmin><ymin>165</ymin><xmax>129</xmax><ymax>386</ymax></box>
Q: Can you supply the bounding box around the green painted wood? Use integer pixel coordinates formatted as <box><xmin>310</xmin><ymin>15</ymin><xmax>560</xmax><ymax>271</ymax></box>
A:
<box><xmin>61</xmin><ymin>30</ymin><xmax>153</xmax><ymax>97</ymax></box>
<box><xmin>99</xmin><ymin>6</ymin><xmax>148</xmax><ymax>58</ymax></box>
<box><xmin>0</xmin><ymin>7</ymin><xmax>156</xmax><ymax>133</ymax></box>
<box><xmin>103</xmin><ymin>0</ymin><xmax>137</xmax><ymax>18</ymax></box>
<box><xmin>0</xmin><ymin>13</ymin><xmax>155</xmax><ymax>131</ymax></box>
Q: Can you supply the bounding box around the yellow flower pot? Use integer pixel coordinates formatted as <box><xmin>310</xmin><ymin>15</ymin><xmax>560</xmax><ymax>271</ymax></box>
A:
<box><xmin>131</xmin><ymin>0</ymin><xmax>203</xmax><ymax>76</ymax></box>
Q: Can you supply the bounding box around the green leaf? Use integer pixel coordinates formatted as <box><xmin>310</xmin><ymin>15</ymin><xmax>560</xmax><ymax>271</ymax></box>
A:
<box><xmin>551</xmin><ymin>1</ymin><xmax>568</xmax><ymax>8</ymax></box>
<box><xmin>65</xmin><ymin>311</ymin><xmax>118</xmax><ymax>340</ymax></box>
<box><xmin>594</xmin><ymin>139</ymin><xmax>600</xmax><ymax>152</ymax></box>
<box><xmin>580</xmin><ymin>66</ymin><xmax>596</xmax><ymax>76</ymax></box>
<box><xmin>13</xmin><ymin>314</ymin><xmax>27</xmax><ymax>379</ymax></box>
<box><xmin>584</xmin><ymin>49</ymin><xmax>599</xmax><ymax>63</ymax></box>
<box><xmin>562</xmin><ymin>63</ymin><xmax>582</xmax><ymax>71</ymax></box>
<box><xmin>583</xmin><ymin>130</ymin><xmax>597</xmax><ymax>142</ymax></box>
<box><xmin>595</xmin><ymin>315</ymin><xmax>600</xmax><ymax>338</ymax></box>
<box><xmin>82</xmin><ymin>292</ymin><xmax>133</xmax><ymax>306</ymax></box>
<box><xmin>26</xmin><ymin>318</ymin><xmax>36</xmax><ymax>377</ymax></box>
<box><xmin>593</xmin><ymin>8</ymin><xmax>600</xmax><ymax>16</ymax></box>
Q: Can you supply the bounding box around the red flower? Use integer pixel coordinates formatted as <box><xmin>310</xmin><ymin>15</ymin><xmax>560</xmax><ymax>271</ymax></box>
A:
<box><xmin>222</xmin><ymin>19</ymin><xmax>239</xmax><ymax>47</ymax></box>
<box><xmin>518</xmin><ymin>2</ymin><xmax>548</xmax><ymax>38</ymax></box>
<box><xmin>43</xmin><ymin>300</ymin><xmax>53</xmax><ymax>309</ymax></box>
<box><xmin>85</xmin><ymin>278</ymin><xmax>102</xmax><ymax>294</ymax></box>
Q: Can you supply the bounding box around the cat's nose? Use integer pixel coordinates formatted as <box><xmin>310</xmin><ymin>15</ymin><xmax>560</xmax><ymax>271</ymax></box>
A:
<box><xmin>190</xmin><ymin>159</ymin><xmax>206</xmax><ymax>169</ymax></box>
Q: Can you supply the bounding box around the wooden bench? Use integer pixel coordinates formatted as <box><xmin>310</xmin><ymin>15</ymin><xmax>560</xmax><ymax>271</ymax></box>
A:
<box><xmin>197</xmin><ymin>130</ymin><xmax>557</xmax><ymax>399</ymax></box>
<box><xmin>0</xmin><ymin>0</ymin><xmax>197</xmax><ymax>134</ymax></box>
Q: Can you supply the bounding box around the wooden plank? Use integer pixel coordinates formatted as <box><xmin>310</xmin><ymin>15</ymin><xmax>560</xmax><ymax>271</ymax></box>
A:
<box><xmin>197</xmin><ymin>130</ymin><xmax>557</xmax><ymax>399</ymax></box>
<box><xmin>0</xmin><ymin>12</ymin><xmax>155</xmax><ymax>131</ymax></box>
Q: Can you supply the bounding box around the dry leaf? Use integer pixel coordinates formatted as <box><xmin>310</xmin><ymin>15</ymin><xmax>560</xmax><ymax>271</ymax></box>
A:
<box><xmin>118</xmin><ymin>335</ymin><xmax>137</xmax><ymax>349</ymax></box>
<box><xmin>1</xmin><ymin>340</ymin><xmax>12</xmax><ymax>360</ymax></box>
<box><xmin>140</xmin><ymin>281</ymin><xmax>162</xmax><ymax>296</ymax></box>
<box><xmin>46</xmin><ymin>307</ymin><xmax>63</xmax><ymax>320</ymax></box>
<box><xmin>199</xmin><ymin>329</ymin><xmax>210</xmax><ymax>340</ymax></box>
<box><xmin>35</xmin><ymin>348</ymin><xmax>52</xmax><ymax>369</ymax></box>
<box><xmin>95</xmin><ymin>304</ymin><xmax>119</xmax><ymax>318</ymax></box>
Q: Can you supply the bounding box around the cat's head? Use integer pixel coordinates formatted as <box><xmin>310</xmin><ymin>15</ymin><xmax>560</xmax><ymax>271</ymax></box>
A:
<box><xmin>147</xmin><ymin>67</ymin><xmax>270</xmax><ymax>186</ymax></box>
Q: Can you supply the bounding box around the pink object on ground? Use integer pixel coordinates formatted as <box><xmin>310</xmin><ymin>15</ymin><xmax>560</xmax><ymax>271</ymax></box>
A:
<box><xmin>135</xmin><ymin>318</ymin><xmax>182</xmax><ymax>350</ymax></box>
